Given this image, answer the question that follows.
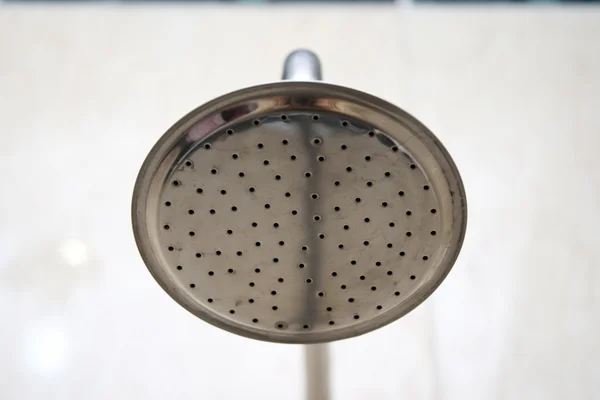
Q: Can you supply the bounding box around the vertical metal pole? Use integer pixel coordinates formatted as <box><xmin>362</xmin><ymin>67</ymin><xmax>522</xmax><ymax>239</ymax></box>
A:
<box><xmin>305</xmin><ymin>343</ymin><xmax>330</xmax><ymax>400</ymax></box>
<box><xmin>282</xmin><ymin>49</ymin><xmax>323</xmax><ymax>81</ymax></box>
<box><xmin>282</xmin><ymin>49</ymin><xmax>330</xmax><ymax>400</ymax></box>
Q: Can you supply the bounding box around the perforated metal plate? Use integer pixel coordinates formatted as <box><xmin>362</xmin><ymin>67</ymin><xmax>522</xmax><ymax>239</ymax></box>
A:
<box><xmin>132</xmin><ymin>81</ymin><xmax>467</xmax><ymax>343</ymax></box>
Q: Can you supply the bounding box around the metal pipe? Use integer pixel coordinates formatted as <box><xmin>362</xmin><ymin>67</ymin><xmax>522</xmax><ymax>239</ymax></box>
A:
<box><xmin>305</xmin><ymin>344</ymin><xmax>331</xmax><ymax>400</ymax></box>
<box><xmin>282</xmin><ymin>49</ymin><xmax>329</xmax><ymax>400</ymax></box>
<box><xmin>282</xmin><ymin>49</ymin><xmax>323</xmax><ymax>81</ymax></box>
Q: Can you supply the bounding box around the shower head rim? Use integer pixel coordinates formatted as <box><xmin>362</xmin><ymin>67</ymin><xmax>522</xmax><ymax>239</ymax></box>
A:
<box><xmin>132</xmin><ymin>80</ymin><xmax>467</xmax><ymax>344</ymax></box>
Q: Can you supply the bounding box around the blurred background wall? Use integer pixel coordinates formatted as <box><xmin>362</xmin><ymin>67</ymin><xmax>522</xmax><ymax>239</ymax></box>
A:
<box><xmin>1</xmin><ymin>4</ymin><xmax>599</xmax><ymax>400</ymax></box>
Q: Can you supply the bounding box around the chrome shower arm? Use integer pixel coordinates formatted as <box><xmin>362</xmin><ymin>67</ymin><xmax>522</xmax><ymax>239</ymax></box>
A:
<box><xmin>282</xmin><ymin>49</ymin><xmax>323</xmax><ymax>81</ymax></box>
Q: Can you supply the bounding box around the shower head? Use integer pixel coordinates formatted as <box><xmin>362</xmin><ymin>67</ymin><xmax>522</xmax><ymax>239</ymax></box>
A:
<box><xmin>132</xmin><ymin>50</ymin><xmax>467</xmax><ymax>344</ymax></box>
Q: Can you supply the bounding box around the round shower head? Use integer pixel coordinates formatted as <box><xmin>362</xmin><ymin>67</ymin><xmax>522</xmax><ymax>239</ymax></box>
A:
<box><xmin>132</xmin><ymin>51</ymin><xmax>466</xmax><ymax>344</ymax></box>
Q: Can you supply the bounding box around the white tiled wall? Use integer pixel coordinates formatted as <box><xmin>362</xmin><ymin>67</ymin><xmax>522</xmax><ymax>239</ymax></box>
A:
<box><xmin>1</xmin><ymin>5</ymin><xmax>599</xmax><ymax>400</ymax></box>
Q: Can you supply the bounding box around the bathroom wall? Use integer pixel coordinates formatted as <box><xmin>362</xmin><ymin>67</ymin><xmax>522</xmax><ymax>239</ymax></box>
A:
<box><xmin>1</xmin><ymin>6</ymin><xmax>599</xmax><ymax>399</ymax></box>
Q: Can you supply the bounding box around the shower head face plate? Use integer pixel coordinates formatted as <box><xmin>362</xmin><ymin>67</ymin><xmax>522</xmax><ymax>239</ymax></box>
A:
<box><xmin>132</xmin><ymin>81</ymin><xmax>467</xmax><ymax>344</ymax></box>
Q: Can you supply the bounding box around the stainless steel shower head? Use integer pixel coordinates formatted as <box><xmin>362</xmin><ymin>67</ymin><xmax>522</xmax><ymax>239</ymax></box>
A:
<box><xmin>132</xmin><ymin>50</ymin><xmax>467</xmax><ymax>344</ymax></box>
